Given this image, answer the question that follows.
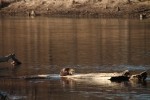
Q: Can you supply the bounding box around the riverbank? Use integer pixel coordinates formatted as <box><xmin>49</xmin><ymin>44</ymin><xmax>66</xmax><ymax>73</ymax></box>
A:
<box><xmin>0</xmin><ymin>0</ymin><xmax>150</xmax><ymax>18</ymax></box>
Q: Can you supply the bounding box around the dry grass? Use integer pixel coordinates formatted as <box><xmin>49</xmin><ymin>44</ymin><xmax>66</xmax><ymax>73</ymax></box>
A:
<box><xmin>0</xmin><ymin>0</ymin><xmax>150</xmax><ymax>18</ymax></box>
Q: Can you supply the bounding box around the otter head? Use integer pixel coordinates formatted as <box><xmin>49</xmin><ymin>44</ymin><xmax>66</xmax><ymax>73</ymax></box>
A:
<box><xmin>140</xmin><ymin>71</ymin><xmax>147</xmax><ymax>81</ymax></box>
<box><xmin>11</xmin><ymin>60</ymin><xmax>21</xmax><ymax>66</ymax></box>
<box><xmin>122</xmin><ymin>70</ymin><xmax>130</xmax><ymax>77</ymax></box>
<box><xmin>60</xmin><ymin>68</ymin><xmax>75</xmax><ymax>76</ymax></box>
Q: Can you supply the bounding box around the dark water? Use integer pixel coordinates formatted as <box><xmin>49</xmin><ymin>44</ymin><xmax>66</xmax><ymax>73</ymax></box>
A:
<box><xmin>0</xmin><ymin>17</ymin><xmax>150</xmax><ymax>100</ymax></box>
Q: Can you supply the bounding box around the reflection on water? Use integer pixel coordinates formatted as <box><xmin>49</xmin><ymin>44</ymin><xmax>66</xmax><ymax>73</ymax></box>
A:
<box><xmin>0</xmin><ymin>17</ymin><xmax>150</xmax><ymax>68</ymax></box>
<box><xmin>0</xmin><ymin>76</ymin><xmax>150</xmax><ymax>100</ymax></box>
<box><xmin>0</xmin><ymin>17</ymin><xmax>150</xmax><ymax>100</ymax></box>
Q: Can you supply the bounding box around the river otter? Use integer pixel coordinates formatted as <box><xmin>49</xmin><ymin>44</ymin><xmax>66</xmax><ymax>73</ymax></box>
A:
<box><xmin>10</xmin><ymin>54</ymin><xmax>22</xmax><ymax>66</ymax></box>
<box><xmin>0</xmin><ymin>53</ymin><xmax>21</xmax><ymax>66</ymax></box>
<box><xmin>11</xmin><ymin>60</ymin><xmax>21</xmax><ymax>66</ymax></box>
<box><xmin>0</xmin><ymin>53</ymin><xmax>15</xmax><ymax>62</ymax></box>
<box><xmin>60</xmin><ymin>68</ymin><xmax>75</xmax><ymax>76</ymax></box>
<box><xmin>110</xmin><ymin>71</ymin><xmax>147</xmax><ymax>82</ymax></box>
<box><xmin>122</xmin><ymin>70</ymin><xmax>130</xmax><ymax>76</ymax></box>
<box><xmin>110</xmin><ymin>70</ymin><xmax>130</xmax><ymax>81</ymax></box>
<box><xmin>60</xmin><ymin>68</ymin><xmax>147</xmax><ymax>82</ymax></box>
<box><xmin>130</xmin><ymin>71</ymin><xmax>147</xmax><ymax>82</ymax></box>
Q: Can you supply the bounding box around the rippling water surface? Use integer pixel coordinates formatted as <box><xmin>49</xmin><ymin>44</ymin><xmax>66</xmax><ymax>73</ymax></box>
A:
<box><xmin>0</xmin><ymin>17</ymin><xmax>150</xmax><ymax>100</ymax></box>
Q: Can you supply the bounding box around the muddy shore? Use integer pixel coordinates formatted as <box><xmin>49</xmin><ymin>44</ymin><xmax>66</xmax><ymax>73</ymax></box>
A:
<box><xmin>0</xmin><ymin>0</ymin><xmax>150</xmax><ymax>18</ymax></box>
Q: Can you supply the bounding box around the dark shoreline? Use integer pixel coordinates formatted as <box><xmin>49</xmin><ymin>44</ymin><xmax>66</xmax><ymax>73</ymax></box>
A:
<box><xmin>0</xmin><ymin>10</ymin><xmax>149</xmax><ymax>19</ymax></box>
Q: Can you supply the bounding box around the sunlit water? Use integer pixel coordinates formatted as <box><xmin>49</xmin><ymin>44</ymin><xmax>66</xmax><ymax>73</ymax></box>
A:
<box><xmin>0</xmin><ymin>17</ymin><xmax>150</xmax><ymax>100</ymax></box>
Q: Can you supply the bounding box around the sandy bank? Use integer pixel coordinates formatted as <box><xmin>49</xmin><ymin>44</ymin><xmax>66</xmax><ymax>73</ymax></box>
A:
<box><xmin>0</xmin><ymin>0</ymin><xmax>150</xmax><ymax>18</ymax></box>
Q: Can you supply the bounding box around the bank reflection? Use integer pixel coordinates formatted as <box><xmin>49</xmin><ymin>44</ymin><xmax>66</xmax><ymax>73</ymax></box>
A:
<box><xmin>0</xmin><ymin>18</ymin><xmax>150</xmax><ymax>73</ymax></box>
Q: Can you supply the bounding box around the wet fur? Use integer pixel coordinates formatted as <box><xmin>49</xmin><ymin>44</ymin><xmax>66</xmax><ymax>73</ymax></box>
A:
<box><xmin>60</xmin><ymin>68</ymin><xmax>75</xmax><ymax>76</ymax></box>
<box><xmin>0</xmin><ymin>54</ymin><xmax>15</xmax><ymax>62</ymax></box>
<box><xmin>60</xmin><ymin>68</ymin><xmax>147</xmax><ymax>82</ymax></box>
<box><xmin>0</xmin><ymin>53</ymin><xmax>21</xmax><ymax>66</ymax></box>
<box><xmin>130</xmin><ymin>71</ymin><xmax>147</xmax><ymax>82</ymax></box>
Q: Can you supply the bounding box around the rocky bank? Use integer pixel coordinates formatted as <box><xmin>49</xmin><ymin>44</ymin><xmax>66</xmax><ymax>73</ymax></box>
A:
<box><xmin>0</xmin><ymin>0</ymin><xmax>150</xmax><ymax>18</ymax></box>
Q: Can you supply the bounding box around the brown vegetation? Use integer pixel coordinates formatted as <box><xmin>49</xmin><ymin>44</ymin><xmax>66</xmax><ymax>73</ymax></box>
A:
<box><xmin>0</xmin><ymin>0</ymin><xmax>150</xmax><ymax>18</ymax></box>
